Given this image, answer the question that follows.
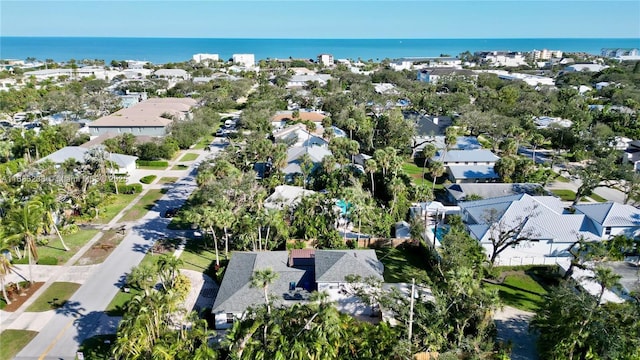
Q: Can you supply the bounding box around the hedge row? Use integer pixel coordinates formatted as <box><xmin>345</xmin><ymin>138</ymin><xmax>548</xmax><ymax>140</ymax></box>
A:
<box><xmin>140</xmin><ymin>175</ymin><xmax>157</xmax><ymax>184</ymax></box>
<box><xmin>136</xmin><ymin>160</ymin><xmax>169</xmax><ymax>167</ymax></box>
<box><xmin>103</xmin><ymin>182</ymin><xmax>143</xmax><ymax>194</ymax></box>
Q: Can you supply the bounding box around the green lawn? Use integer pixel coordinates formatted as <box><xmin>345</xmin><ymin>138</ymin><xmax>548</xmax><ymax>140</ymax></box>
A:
<box><xmin>78</xmin><ymin>334</ymin><xmax>116</xmax><ymax>360</ymax></box>
<box><xmin>589</xmin><ymin>192</ymin><xmax>608</xmax><ymax>202</ymax></box>
<box><xmin>136</xmin><ymin>165</ymin><xmax>169</xmax><ymax>170</ymax></box>
<box><xmin>194</xmin><ymin>134</ymin><xmax>215</xmax><ymax>149</ymax></box>
<box><xmin>92</xmin><ymin>193</ymin><xmax>139</xmax><ymax>224</ymax></box>
<box><xmin>554</xmin><ymin>175</ymin><xmax>571</xmax><ymax>183</ymax></box>
<box><xmin>119</xmin><ymin>189</ymin><xmax>165</xmax><ymax>222</ymax></box>
<box><xmin>158</xmin><ymin>177</ymin><xmax>179</xmax><ymax>184</ymax></box>
<box><xmin>484</xmin><ymin>269</ymin><xmax>550</xmax><ymax>312</ymax></box>
<box><xmin>179</xmin><ymin>237</ymin><xmax>225</xmax><ymax>275</ymax></box>
<box><xmin>551</xmin><ymin>189</ymin><xmax>576</xmax><ymax>201</ymax></box>
<box><xmin>375</xmin><ymin>246</ymin><xmax>429</xmax><ymax>283</ymax></box>
<box><xmin>402</xmin><ymin>162</ymin><xmax>445</xmax><ymax>189</ymax></box>
<box><xmin>37</xmin><ymin>230</ymin><xmax>99</xmax><ymax>264</ymax></box>
<box><xmin>0</xmin><ymin>330</ymin><xmax>38</xmax><ymax>360</ymax></box>
<box><xmin>25</xmin><ymin>282</ymin><xmax>81</xmax><ymax>312</ymax></box>
<box><xmin>180</xmin><ymin>153</ymin><xmax>200</xmax><ymax>162</ymax></box>
<box><xmin>171</xmin><ymin>164</ymin><xmax>190</xmax><ymax>171</ymax></box>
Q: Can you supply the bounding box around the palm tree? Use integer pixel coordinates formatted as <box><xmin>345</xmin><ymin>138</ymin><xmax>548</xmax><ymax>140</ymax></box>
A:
<box><xmin>589</xmin><ymin>266</ymin><xmax>622</xmax><ymax>305</ymax></box>
<box><xmin>0</xmin><ymin>230</ymin><xmax>16</xmax><ymax>305</ymax></box>
<box><xmin>344</xmin><ymin>117</ymin><xmax>357</xmax><ymax>140</ymax></box>
<box><xmin>428</xmin><ymin>161</ymin><xmax>445</xmax><ymax>188</ymax></box>
<box><xmin>420</xmin><ymin>144</ymin><xmax>437</xmax><ymax>181</ymax></box>
<box><xmin>250</xmin><ymin>268</ymin><xmax>279</xmax><ymax>315</ymax></box>
<box><xmin>530</xmin><ymin>133</ymin><xmax>546</xmax><ymax>164</ymax></box>
<box><xmin>6</xmin><ymin>200</ymin><xmax>44</xmax><ymax>284</ymax></box>
<box><xmin>157</xmin><ymin>254</ymin><xmax>183</xmax><ymax>291</ymax></box>
<box><xmin>217</xmin><ymin>209</ymin><xmax>234</xmax><ymax>256</ymax></box>
<box><xmin>364</xmin><ymin>159</ymin><xmax>378</xmax><ymax>194</ymax></box>
<box><xmin>36</xmin><ymin>192</ymin><xmax>69</xmax><ymax>251</ymax></box>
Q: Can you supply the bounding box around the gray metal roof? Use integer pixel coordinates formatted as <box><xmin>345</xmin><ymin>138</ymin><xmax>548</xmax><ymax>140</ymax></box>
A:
<box><xmin>574</xmin><ymin>202</ymin><xmax>640</xmax><ymax>227</ymax></box>
<box><xmin>433</xmin><ymin>149</ymin><xmax>499</xmax><ymax>163</ymax></box>
<box><xmin>37</xmin><ymin>146</ymin><xmax>138</xmax><ymax>169</ymax></box>
<box><xmin>447</xmin><ymin>165</ymin><xmax>499</xmax><ymax>180</ymax></box>
<box><xmin>461</xmin><ymin>194</ymin><xmax>600</xmax><ymax>244</ymax></box>
<box><xmin>446</xmin><ymin>183</ymin><xmax>546</xmax><ymax>201</ymax></box>
<box><xmin>284</xmin><ymin>146</ymin><xmax>331</xmax><ymax>175</ymax></box>
<box><xmin>315</xmin><ymin>250</ymin><xmax>383</xmax><ymax>283</ymax></box>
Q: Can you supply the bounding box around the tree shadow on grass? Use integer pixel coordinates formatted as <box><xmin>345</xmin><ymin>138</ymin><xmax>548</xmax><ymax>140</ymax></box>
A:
<box><xmin>74</xmin><ymin>311</ymin><xmax>121</xmax><ymax>346</ymax></box>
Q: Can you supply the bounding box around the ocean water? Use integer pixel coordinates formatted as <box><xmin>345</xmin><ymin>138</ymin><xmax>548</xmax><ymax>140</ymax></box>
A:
<box><xmin>1</xmin><ymin>37</ymin><xmax>639</xmax><ymax>64</ymax></box>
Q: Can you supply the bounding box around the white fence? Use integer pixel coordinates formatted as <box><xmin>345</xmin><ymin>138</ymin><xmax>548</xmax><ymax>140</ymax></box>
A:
<box><xmin>494</xmin><ymin>256</ymin><xmax>571</xmax><ymax>268</ymax></box>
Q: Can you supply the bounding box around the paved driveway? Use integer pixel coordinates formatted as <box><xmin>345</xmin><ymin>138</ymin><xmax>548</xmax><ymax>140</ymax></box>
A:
<box><xmin>494</xmin><ymin>306</ymin><xmax>538</xmax><ymax>360</ymax></box>
<box><xmin>15</xmin><ymin>146</ymin><xmax>223</xmax><ymax>360</ymax></box>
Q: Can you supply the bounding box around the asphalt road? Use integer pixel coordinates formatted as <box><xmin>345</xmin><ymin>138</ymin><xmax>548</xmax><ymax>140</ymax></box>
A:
<box><xmin>15</xmin><ymin>146</ymin><xmax>223</xmax><ymax>360</ymax></box>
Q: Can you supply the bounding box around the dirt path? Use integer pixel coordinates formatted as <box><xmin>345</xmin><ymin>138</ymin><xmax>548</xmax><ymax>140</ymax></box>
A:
<box><xmin>494</xmin><ymin>306</ymin><xmax>538</xmax><ymax>360</ymax></box>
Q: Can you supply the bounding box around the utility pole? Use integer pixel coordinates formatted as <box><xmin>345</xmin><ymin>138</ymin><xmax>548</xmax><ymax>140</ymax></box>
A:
<box><xmin>408</xmin><ymin>278</ymin><xmax>415</xmax><ymax>346</ymax></box>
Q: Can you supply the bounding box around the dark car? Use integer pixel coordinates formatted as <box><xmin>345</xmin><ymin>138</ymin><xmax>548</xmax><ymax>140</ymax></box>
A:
<box><xmin>164</xmin><ymin>208</ymin><xmax>178</xmax><ymax>218</ymax></box>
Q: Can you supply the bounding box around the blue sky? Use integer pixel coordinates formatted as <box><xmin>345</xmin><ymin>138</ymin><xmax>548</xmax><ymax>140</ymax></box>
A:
<box><xmin>2</xmin><ymin>0</ymin><xmax>639</xmax><ymax>38</ymax></box>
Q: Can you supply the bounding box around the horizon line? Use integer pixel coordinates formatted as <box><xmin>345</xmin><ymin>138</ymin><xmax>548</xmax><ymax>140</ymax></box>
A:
<box><xmin>2</xmin><ymin>35</ymin><xmax>639</xmax><ymax>40</ymax></box>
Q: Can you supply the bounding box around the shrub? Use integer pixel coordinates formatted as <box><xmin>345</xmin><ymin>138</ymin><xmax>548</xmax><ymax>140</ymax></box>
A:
<box><xmin>60</xmin><ymin>224</ymin><xmax>80</xmax><ymax>235</ymax></box>
<box><xmin>139</xmin><ymin>175</ymin><xmax>157</xmax><ymax>184</ymax></box>
<box><xmin>38</xmin><ymin>256</ymin><xmax>58</xmax><ymax>265</ymax></box>
<box><xmin>117</xmin><ymin>183</ymin><xmax>143</xmax><ymax>194</ymax></box>
<box><xmin>173</xmin><ymin>274</ymin><xmax>191</xmax><ymax>301</ymax></box>
<box><xmin>136</xmin><ymin>160</ymin><xmax>169</xmax><ymax>167</ymax></box>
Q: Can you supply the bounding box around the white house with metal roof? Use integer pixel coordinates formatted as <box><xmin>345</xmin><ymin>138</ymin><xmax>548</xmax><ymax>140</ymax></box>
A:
<box><xmin>573</xmin><ymin>202</ymin><xmax>640</xmax><ymax>239</ymax></box>
<box><xmin>459</xmin><ymin>194</ymin><xmax>602</xmax><ymax>265</ymax></box>
<box><xmin>432</xmin><ymin>149</ymin><xmax>500</xmax><ymax>183</ymax></box>
<box><xmin>263</xmin><ymin>185</ymin><xmax>316</xmax><ymax>210</ymax></box>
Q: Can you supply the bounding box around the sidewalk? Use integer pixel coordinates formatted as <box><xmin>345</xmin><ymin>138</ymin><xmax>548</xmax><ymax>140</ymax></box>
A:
<box><xmin>1</xmin><ymin>148</ymin><xmax>210</xmax><ymax>333</ymax></box>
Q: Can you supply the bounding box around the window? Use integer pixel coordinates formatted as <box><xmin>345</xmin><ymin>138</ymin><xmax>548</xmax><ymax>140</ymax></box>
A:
<box><xmin>226</xmin><ymin>313</ymin><xmax>235</xmax><ymax>324</ymax></box>
<box><xmin>605</xmin><ymin>227</ymin><xmax>612</xmax><ymax>236</ymax></box>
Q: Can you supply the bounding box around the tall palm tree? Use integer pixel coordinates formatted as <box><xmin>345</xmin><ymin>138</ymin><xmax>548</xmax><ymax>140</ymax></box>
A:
<box><xmin>217</xmin><ymin>208</ymin><xmax>234</xmax><ymax>256</ymax></box>
<box><xmin>36</xmin><ymin>192</ymin><xmax>69</xmax><ymax>251</ymax></box>
<box><xmin>6</xmin><ymin>200</ymin><xmax>44</xmax><ymax>284</ymax></box>
<box><xmin>420</xmin><ymin>144</ymin><xmax>437</xmax><ymax>182</ymax></box>
<box><xmin>157</xmin><ymin>254</ymin><xmax>183</xmax><ymax>291</ymax></box>
<box><xmin>250</xmin><ymin>268</ymin><xmax>279</xmax><ymax>315</ymax></box>
<box><xmin>0</xmin><ymin>230</ymin><xmax>16</xmax><ymax>305</ymax></box>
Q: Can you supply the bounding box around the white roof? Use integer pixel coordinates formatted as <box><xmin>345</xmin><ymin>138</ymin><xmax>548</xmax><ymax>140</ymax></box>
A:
<box><xmin>264</xmin><ymin>185</ymin><xmax>315</xmax><ymax>210</ymax></box>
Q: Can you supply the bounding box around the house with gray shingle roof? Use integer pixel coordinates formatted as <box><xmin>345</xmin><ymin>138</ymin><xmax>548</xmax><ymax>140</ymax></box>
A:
<box><xmin>574</xmin><ymin>202</ymin><xmax>640</xmax><ymax>239</ymax></box>
<box><xmin>211</xmin><ymin>249</ymin><xmax>383</xmax><ymax>329</ymax></box>
<box><xmin>445</xmin><ymin>183</ymin><xmax>547</xmax><ymax>204</ymax></box>
<box><xmin>283</xmin><ymin>146</ymin><xmax>332</xmax><ymax>181</ymax></box>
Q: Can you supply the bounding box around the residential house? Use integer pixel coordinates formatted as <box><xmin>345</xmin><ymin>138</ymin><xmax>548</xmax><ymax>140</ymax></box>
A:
<box><xmin>564</xmin><ymin>64</ymin><xmax>609</xmax><ymax>73</ymax></box>
<box><xmin>573</xmin><ymin>202</ymin><xmax>640</xmax><ymax>239</ymax></box>
<box><xmin>23</xmin><ymin>66</ymin><xmax>111</xmax><ymax>81</ymax></box>
<box><xmin>405</xmin><ymin>111</ymin><xmax>453</xmax><ymax>137</ymax></box>
<box><xmin>125</xmin><ymin>60</ymin><xmax>149</xmax><ymax>70</ymax></box>
<box><xmin>232</xmin><ymin>54</ymin><xmax>255</xmax><ymax>67</ymax></box>
<box><xmin>211</xmin><ymin>249</ymin><xmax>384</xmax><ymax>329</ymax></box>
<box><xmin>416</xmin><ymin>68</ymin><xmax>476</xmax><ymax>84</ymax></box>
<box><xmin>286</xmin><ymin>74</ymin><xmax>332</xmax><ymax>89</ymax></box>
<box><xmin>445</xmin><ymin>183</ymin><xmax>547</xmax><ymax>204</ymax></box>
<box><xmin>533</xmin><ymin>116</ymin><xmax>573</xmax><ymax>129</ymax></box>
<box><xmin>263</xmin><ymin>185</ymin><xmax>316</xmax><ymax>210</ymax></box>
<box><xmin>88</xmin><ymin>98</ymin><xmax>197</xmax><ymax>137</ymax></box>
<box><xmin>271</xmin><ymin>110</ymin><xmax>328</xmax><ymax>131</ymax></box>
<box><xmin>153</xmin><ymin>69</ymin><xmax>190</xmax><ymax>81</ymax></box>
<box><xmin>36</xmin><ymin>146</ymin><xmax>138</xmax><ymax>174</ymax></box>
<box><xmin>283</xmin><ymin>146</ymin><xmax>332</xmax><ymax>181</ymax></box>
<box><xmin>458</xmin><ymin>194</ymin><xmax>602</xmax><ymax>264</ymax></box>
<box><xmin>317</xmin><ymin>54</ymin><xmax>334</xmax><ymax>66</ymax></box>
<box><xmin>413</xmin><ymin>136</ymin><xmax>482</xmax><ymax>156</ymax></box>
<box><xmin>273</xmin><ymin>123</ymin><xmax>328</xmax><ymax>148</ymax></box>
<box><xmin>432</xmin><ymin>149</ymin><xmax>500</xmax><ymax>183</ymax></box>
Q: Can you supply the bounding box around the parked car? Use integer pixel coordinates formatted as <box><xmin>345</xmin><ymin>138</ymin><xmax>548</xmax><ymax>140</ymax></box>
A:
<box><xmin>164</xmin><ymin>208</ymin><xmax>179</xmax><ymax>218</ymax></box>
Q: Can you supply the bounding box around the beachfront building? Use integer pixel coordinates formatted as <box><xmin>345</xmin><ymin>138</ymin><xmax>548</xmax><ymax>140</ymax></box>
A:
<box><xmin>232</xmin><ymin>54</ymin><xmax>255</xmax><ymax>67</ymax></box>
<box><xmin>474</xmin><ymin>51</ymin><xmax>527</xmax><ymax>67</ymax></box>
<box><xmin>192</xmin><ymin>53</ymin><xmax>219</xmax><ymax>63</ymax></box>
<box><xmin>88</xmin><ymin>97</ymin><xmax>197</xmax><ymax>137</ymax></box>
<box><xmin>317</xmin><ymin>54</ymin><xmax>334</xmax><ymax>66</ymax></box>
<box><xmin>601</xmin><ymin>48</ymin><xmax>640</xmax><ymax>61</ymax></box>
<box><xmin>23</xmin><ymin>66</ymin><xmax>114</xmax><ymax>81</ymax></box>
<box><xmin>529</xmin><ymin>49</ymin><xmax>563</xmax><ymax>61</ymax></box>
<box><xmin>564</xmin><ymin>64</ymin><xmax>609</xmax><ymax>73</ymax></box>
